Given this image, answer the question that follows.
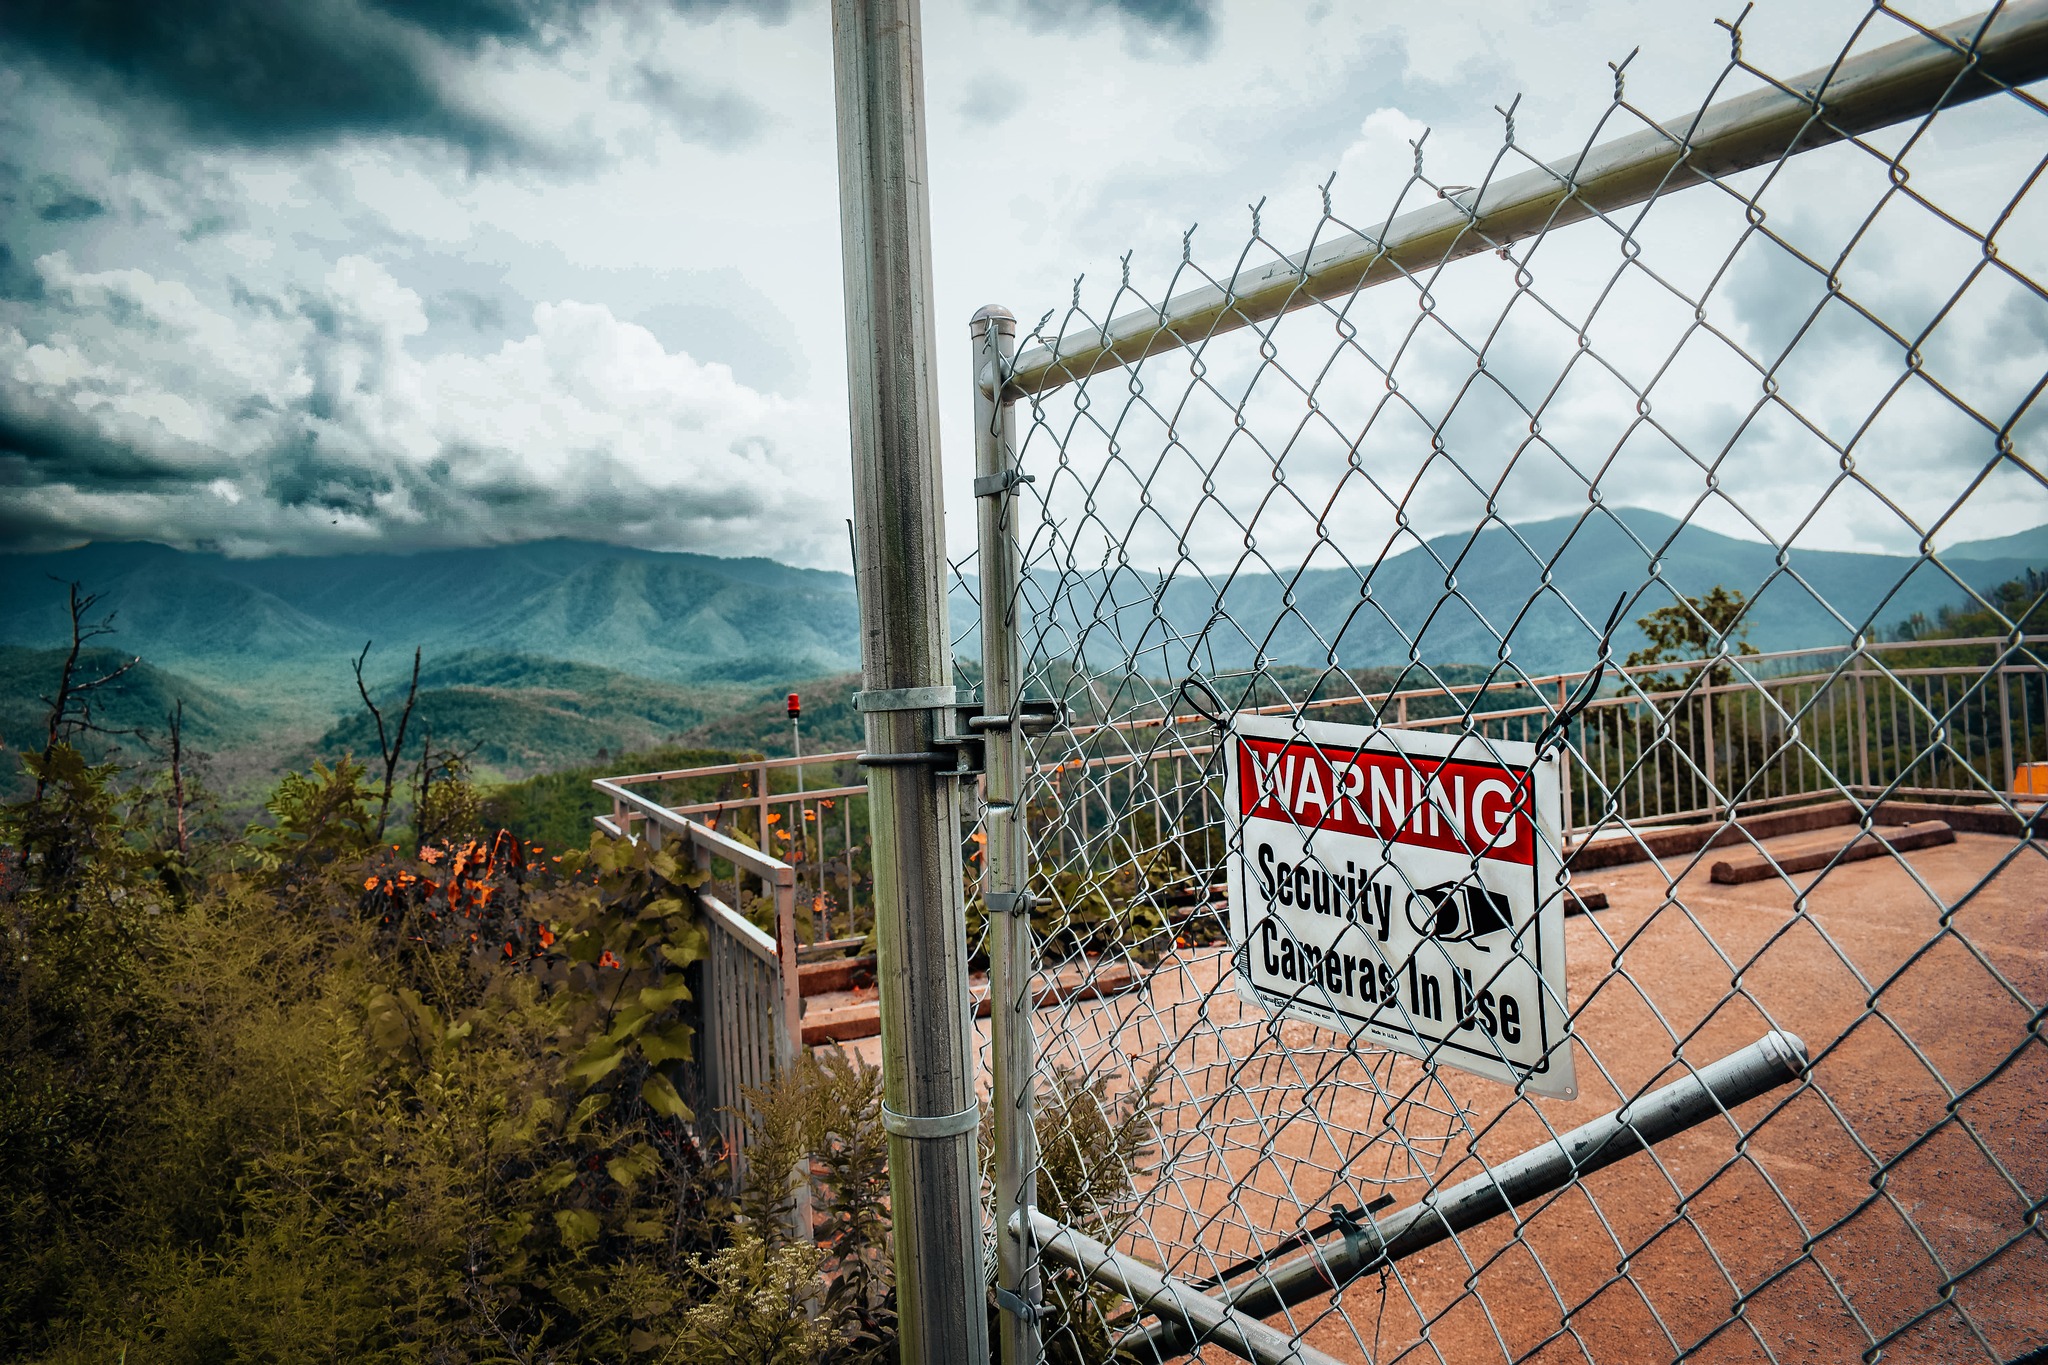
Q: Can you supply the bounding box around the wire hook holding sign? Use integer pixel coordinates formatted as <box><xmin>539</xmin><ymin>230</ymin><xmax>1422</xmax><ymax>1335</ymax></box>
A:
<box><xmin>1534</xmin><ymin>592</ymin><xmax>1629</xmax><ymax>759</ymax></box>
<box><xmin>1176</xmin><ymin>674</ymin><xmax>1228</xmax><ymax>729</ymax></box>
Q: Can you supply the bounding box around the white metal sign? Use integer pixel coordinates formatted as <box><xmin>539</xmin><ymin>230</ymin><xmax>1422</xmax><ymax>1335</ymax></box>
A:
<box><xmin>1223</xmin><ymin>714</ymin><xmax>1577</xmax><ymax>1099</ymax></box>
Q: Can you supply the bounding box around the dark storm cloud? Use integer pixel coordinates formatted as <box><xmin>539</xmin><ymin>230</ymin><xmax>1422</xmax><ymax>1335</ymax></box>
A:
<box><xmin>0</xmin><ymin>243</ymin><xmax>45</xmax><ymax>300</ymax></box>
<box><xmin>0</xmin><ymin>399</ymin><xmax>236</xmax><ymax>493</ymax></box>
<box><xmin>0</xmin><ymin>0</ymin><xmax>525</xmax><ymax>153</ymax></box>
<box><xmin>1009</xmin><ymin>0</ymin><xmax>1214</xmax><ymax>50</ymax></box>
<box><xmin>34</xmin><ymin>189</ymin><xmax>107</xmax><ymax>223</ymax></box>
<box><xmin>0</xmin><ymin>247</ymin><xmax>838</xmax><ymax>560</ymax></box>
<box><xmin>633</xmin><ymin>64</ymin><xmax>769</xmax><ymax>147</ymax></box>
<box><xmin>0</xmin><ymin>0</ymin><xmax>784</xmax><ymax>156</ymax></box>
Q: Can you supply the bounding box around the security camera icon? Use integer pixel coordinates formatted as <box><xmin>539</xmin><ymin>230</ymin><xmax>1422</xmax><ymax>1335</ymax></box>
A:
<box><xmin>1406</xmin><ymin>882</ymin><xmax>1514</xmax><ymax>950</ymax></box>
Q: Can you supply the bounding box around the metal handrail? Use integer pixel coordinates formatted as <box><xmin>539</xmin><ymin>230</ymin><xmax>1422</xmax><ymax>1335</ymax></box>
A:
<box><xmin>593</xmin><ymin>776</ymin><xmax>796</xmax><ymax>886</ymax></box>
<box><xmin>589</xmin><ymin>642</ymin><xmax>2048</xmax><ymax>810</ymax></box>
<box><xmin>597</xmin><ymin>636</ymin><xmax>2048</xmax><ymax>795</ymax></box>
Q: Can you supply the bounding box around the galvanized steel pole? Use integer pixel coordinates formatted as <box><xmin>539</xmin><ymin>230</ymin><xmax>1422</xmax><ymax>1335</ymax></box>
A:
<box><xmin>829</xmin><ymin>2</ymin><xmax>989</xmax><ymax>1362</ymax></box>
<box><xmin>973</xmin><ymin>304</ymin><xmax>1044</xmax><ymax>1363</ymax></box>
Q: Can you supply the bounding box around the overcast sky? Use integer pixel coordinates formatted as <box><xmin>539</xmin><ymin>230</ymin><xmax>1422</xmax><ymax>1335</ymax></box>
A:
<box><xmin>1</xmin><ymin>0</ymin><xmax>2041</xmax><ymax>569</ymax></box>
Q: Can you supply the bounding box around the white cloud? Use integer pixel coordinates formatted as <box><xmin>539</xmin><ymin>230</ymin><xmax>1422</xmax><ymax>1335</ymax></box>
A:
<box><xmin>2</xmin><ymin>251</ymin><xmax>847</xmax><ymax>562</ymax></box>
<box><xmin>1</xmin><ymin>0</ymin><xmax>2038</xmax><ymax>574</ymax></box>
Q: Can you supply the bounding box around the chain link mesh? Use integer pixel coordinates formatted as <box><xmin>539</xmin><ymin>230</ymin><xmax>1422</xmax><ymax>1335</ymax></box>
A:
<box><xmin>980</xmin><ymin>5</ymin><xmax>2048</xmax><ymax>1361</ymax></box>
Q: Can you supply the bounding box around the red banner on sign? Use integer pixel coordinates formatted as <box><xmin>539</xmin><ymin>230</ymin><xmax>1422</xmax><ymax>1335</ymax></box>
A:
<box><xmin>1236</xmin><ymin>735</ymin><xmax>1536</xmax><ymax>866</ymax></box>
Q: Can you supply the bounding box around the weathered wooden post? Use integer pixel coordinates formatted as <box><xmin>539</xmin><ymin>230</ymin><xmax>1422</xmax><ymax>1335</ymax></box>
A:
<box><xmin>829</xmin><ymin>2</ymin><xmax>989</xmax><ymax>1360</ymax></box>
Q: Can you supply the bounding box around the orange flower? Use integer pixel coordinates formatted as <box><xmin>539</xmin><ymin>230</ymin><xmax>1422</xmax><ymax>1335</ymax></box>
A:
<box><xmin>765</xmin><ymin>812</ymin><xmax>782</xmax><ymax>825</ymax></box>
<box><xmin>363</xmin><ymin>876</ymin><xmax>379</xmax><ymax>890</ymax></box>
<box><xmin>598</xmin><ymin>949</ymin><xmax>622</xmax><ymax>969</ymax></box>
<box><xmin>803</xmin><ymin>810</ymin><xmax>816</xmax><ymax>821</ymax></box>
<box><xmin>538</xmin><ymin>926</ymin><xmax>555</xmax><ymax>948</ymax></box>
<box><xmin>419</xmin><ymin>846</ymin><xmax>443</xmax><ymax>865</ymax></box>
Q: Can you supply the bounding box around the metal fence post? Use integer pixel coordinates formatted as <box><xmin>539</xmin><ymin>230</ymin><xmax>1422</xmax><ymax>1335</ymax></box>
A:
<box><xmin>974</xmin><ymin>304</ymin><xmax>1043</xmax><ymax>1363</ymax></box>
<box><xmin>829</xmin><ymin>2</ymin><xmax>989</xmax><ymax>1361</ymax></box>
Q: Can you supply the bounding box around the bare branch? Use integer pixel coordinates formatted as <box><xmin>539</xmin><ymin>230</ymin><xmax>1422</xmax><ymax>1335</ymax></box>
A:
<box><xmin>355</xmin><ymin>641</ymin><xmax>422</xmax><ymax>845</ymax></box>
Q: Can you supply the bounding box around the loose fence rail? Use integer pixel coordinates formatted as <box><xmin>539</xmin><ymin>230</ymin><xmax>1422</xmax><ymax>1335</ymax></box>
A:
<box><xmin>598</xmin><ymin>3</ymin><xmax>2048</xmax><ymax>1361</ymax></box>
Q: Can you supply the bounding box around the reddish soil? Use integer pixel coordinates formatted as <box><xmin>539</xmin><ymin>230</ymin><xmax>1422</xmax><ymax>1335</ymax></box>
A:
<box><xmin>1011</xmin><ymin>830</ymin><xmax>2048</xmax><ymax>1364</ymax></box>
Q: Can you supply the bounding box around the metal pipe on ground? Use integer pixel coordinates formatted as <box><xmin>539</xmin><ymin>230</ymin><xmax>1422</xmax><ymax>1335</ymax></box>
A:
<box><xmin>1018</xmin><ymin>1210</ymin><xmax>1349</xmax><ymax>1365</ymax></box>
<box><xmin>1125</xmin><ymin>1030</ymin><xmax>1809</xmax><ymax>1360</ymax></box>
<box><xmin>829</xmin><ymin>0</ymin><xmax>987</xmax><ymax>1361</ymax></box>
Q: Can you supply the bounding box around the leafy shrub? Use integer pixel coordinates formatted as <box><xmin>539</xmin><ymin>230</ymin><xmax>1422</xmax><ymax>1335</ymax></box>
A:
<box><xmin>5</xmin><ymin>719</ymin><xmax>1151</xmax><ymax>1362</ymax></box>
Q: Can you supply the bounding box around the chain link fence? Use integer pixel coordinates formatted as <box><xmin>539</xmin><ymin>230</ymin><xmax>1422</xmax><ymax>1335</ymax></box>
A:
<box><xmin>972</xmin><ymin>4</ymin><xmax>2048</xmax><ymax>1361</ymax></box>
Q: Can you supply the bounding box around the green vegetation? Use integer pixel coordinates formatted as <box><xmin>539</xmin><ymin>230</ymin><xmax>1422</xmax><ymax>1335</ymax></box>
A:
<box><xmin>675</xmin><ymin>671</ymin><xmax>863</xmax><ymax>754</ymax></box>
<box><xmin>1888</xmin><ymin>568</ymin><xmax>2048</xmax><ymax>660</ymax></box>
<box><xmin>0</xmin><ymin>620</ymin><xmax>1155</xmax><ymax>1364</ymax></box>
<box><xmin>1625</xmin><ymin>584</ymin><xmax>1759</xmax><ymax>688</ymax></box>
<box><xmin>480</xmin><ymin>746</ymin><xmax>762</xmax><ymax>850</ymax></box>
<box><xmin>0</xmin><ymin>742</ymin><xmax>899</xmax><ymax>1361</ymax></box>
<box><xmin>0</xmin><ymin>646</ymin><xmax>253</xmax><ymax>799</ymax></box>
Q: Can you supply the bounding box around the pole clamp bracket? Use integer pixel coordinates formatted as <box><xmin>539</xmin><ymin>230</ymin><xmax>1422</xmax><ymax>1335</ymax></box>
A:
<box><xmin>881</xmin><ymin>1099</ymin><xmax>982</xmax><ymax>1140</ymax></box>
<box><xmin>994</xmin><ymin>1284</ymin><xmax>1049</xmax><ymax>1326</ymax></box>
<box><xmin>967</xmin><ymin>698</ymin><xmax>1070</xmax><ymax>735</ymax></box>
<box><xmin>1330</xmin><ymin>1197</ymin><xmax>1394</xmax><ymax>1272</ymax></box>
<box><xmin>985</xmin><ymin>890</ymin><xmax>1036</xmax><ymax>915</ymax></box>
<box><xmin>973</xmin><ymin>469</ymin><xmax>1036</xmax><ymax>498</ymax></box>
<box><xmin>853</xmin><ymin>684</ymin><xmax>971</xmax><ymax>713</ymax></box>
<box><xmin>853</xmin><ymin>689</ymin><xmax>986</xmax><ymax>777</ymax></box>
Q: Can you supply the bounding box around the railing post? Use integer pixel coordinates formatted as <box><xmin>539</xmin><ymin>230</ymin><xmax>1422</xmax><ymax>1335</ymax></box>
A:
<box><xmin>773</xmin><ymin>867</ymin><xmax>815</xmax><ymax>1244</ymax></box>
<box><xmin>975</xmin><ymin>304</ymin><xmax>1043</xmax><ymax>1362</ymax></box>
<box><xmin>830</xmin><ymin>2</ymin><xmax>989</xmax><ymax>1361</ymax></box>
<box><xmin>1701</xmin><ymin>675</ymin><xmax>1718</xmax><ymax>820</ymax></box>
<box><xmin>2000</xmin><ymin>664</ymin><xmax>2016</xmax><ymax>795</ymax></box>
<box><xmin>1557</xmin><ymin>677</ymin><xmax>1575</xmax><ymax>842</ymax></box>
<box><xmin>1855</xmin><ymin>663</ymin><xmax>1872</xmax><ymax>795</ymax></box>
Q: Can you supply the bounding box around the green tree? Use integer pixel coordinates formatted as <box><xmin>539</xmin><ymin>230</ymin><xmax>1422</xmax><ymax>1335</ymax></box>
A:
<box><xmin>1889</xmin><ymin>569</ymin><xmax>2048</xmax><ymax>660</ymax></box>
<box><xmin>1626</xmin><ymin>585</ymin><xmax>1759</xmax><ymax>691</ymax></box>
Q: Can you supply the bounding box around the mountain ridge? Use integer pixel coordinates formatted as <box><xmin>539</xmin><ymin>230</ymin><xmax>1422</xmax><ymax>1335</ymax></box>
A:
<box><xmin>6</xmin><ymin>514</ymin><xmax>2044</xmax><ymax>693</ymax></box>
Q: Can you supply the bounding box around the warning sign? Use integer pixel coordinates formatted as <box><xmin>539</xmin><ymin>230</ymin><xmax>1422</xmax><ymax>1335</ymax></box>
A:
<box><xmin>1223</xmin><ymin>713</ymin><xmax>1576</xmax><ymax>1099</ymax></box>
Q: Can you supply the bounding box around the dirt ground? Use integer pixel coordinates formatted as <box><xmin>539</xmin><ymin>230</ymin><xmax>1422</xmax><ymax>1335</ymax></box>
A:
<box><xmin>989</xmin><ymin>829</ymin><xmax>2048</xmax><ymax>1364</ymax></box>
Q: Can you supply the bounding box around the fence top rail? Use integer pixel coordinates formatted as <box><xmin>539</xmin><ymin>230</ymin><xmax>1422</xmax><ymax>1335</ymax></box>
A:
<box><xmin>1001</xmin><ymin>0</ymin><xmax>2048</xmax><ymax>398</ymax></box>
<box><xmin>592</xmin><ymin>778</ymin><xmax>796</xmax><ymax>887</ymax></box>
